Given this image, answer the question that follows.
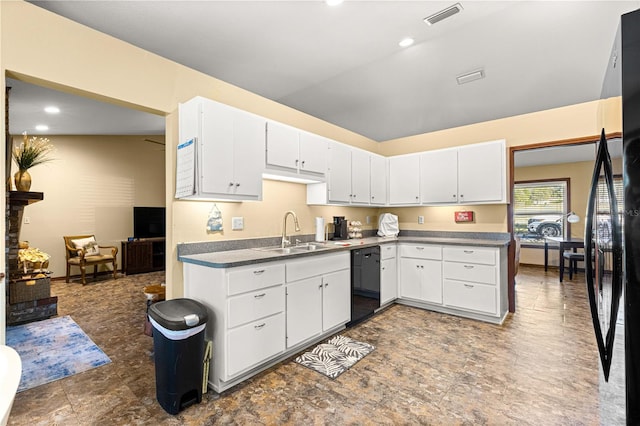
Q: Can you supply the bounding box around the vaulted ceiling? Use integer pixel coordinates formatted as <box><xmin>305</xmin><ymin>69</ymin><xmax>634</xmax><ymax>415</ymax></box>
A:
<box><xmin>9</xmin><ymin>1</ymin><xmax>640</xmax><ymax>143</ymax></box>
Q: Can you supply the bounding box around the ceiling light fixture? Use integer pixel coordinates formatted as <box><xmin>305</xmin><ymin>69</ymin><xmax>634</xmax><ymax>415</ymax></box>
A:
<box><xmin>35</xmin><ymin>124</ymin><xmax>49</xmax><ymax>131</ymax></box>
<box><xmin>44</xmin><ymin>106</ymin><xmax>60</xmax><ymax>114</ymax></box>
<box><xmin>399</xmin><ymin>37</ymin><xmax>414</xmax><ymax>48</ymax></box>
<box><xmin>325</xmin><ymin>0</ymin><xmax>343</xmax><ymax>6</ymax></box>
<box><xmin>424</xmin><ymin>3</ymin><xmax>463</xmax><ymax>26</ymax></box>
<box><xmin>456</xmin><ymin>69</ymin><xmax>485</xmax><ymax>85</ymax></box>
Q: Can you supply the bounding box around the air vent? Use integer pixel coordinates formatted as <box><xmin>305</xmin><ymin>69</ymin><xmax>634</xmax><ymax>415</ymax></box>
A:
<box><xmin>456</xmin><ymin>69</ymin><xmax>485</xmax><ymax>85</ymax></box>
<box><xmin>424</xmin><ymin>3</ymin><xmax>463</xmax><ymax>26</ymax></box>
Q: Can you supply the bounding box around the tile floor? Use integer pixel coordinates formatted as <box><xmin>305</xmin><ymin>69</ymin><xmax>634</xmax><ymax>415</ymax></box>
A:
<box><xmin>7</xmin><ymin>265</ymin><xmax>621</xmax><ymax>425</ymax></box>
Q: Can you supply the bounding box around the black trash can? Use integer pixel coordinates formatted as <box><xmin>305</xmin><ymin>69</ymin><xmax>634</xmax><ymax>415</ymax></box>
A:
<box><xmin>148</xmin><ymin>298</ymin><xmax>208</xmax><ymax>415</ymax></box>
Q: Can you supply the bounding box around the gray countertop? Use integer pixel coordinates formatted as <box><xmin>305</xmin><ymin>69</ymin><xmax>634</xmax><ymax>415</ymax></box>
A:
<box><xmin>178</xmin><ymin>236</ymin><xmax>509</xmax><ymax>269</ymax></box>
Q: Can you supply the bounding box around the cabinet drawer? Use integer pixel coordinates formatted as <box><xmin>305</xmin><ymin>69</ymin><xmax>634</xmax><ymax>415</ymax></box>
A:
<box><xmin>226</xmin><ymin>313</ymin><xmax>285</xmax><ymax>378</ymax></box>
<box><xmin>286</xmin><ymin>252</ymin><xmax>349</xmax><ymax>282</ymax></box>
<box><xmin>442</xmin><ymin>246</ymin><xmax>496</xmax><ymax>265</ymax></box>
<box><xmin>443</xmin><ymin>261</ymin><xmax>497</xmax><ymax>285</ymax></box>
<box><xmin>443</xmin><ymin>279</ymin><xmax>497</xmax><ymax>315</ymax></box>
<box><xmin>227</xmin><ymin>286</ymin><xmax>285</xmax><ymax>329</ymax></box>
<box><xmin>227</xmin><ymin>263</ymin><xmax>285</xmax><ymax>296</ymax></box>
<box><xmin>381</xmin><ymin>244</ymin><xmax>397</xmax><ymax>260</ymax></box>
<box><xmin>400</xmin><ymin>244</ymin><xmax>442</xmax><ymax>260</ymax></box>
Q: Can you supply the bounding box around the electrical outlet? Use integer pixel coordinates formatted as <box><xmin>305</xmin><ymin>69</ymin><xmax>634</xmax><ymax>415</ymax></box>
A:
<box><xmin>231</xmin><ymin>217</ymin><xmax>244</xmax><ymax>230</ymax></box>
<box><xmin>24</xmin><ymin>216</ymin><xmax>31</xmax><ymax>224</ymax></box>
<box><xmin>418</xmin><ymin>215</ymin><xmax>424</xmax><ymax>224</ymax></box>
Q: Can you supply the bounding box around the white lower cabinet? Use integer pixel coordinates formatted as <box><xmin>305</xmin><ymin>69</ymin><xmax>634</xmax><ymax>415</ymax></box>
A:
<box><xmin>183</xmin><ymin>251</ymin><xmax>352</xmax><ymax>393</ymax></box>
<box><xmin>286</xmin><ymin>253</ymin><xmax>350</xmax><ymax>348</ymax></box>
<box><xmin>442</xmin><ymin>246</ymin><xmax>502</xmax><ymax>317</ymax></box>
<box><xmin>398</xmin><ymin>243</ymin><xmax>507</xmax><ymax>324</ymax></box>
<box><xmin>399</xmin><ymin>244</ymin><xmax>443</xmax><ymax>304</ymax></box>
<box><xmin>380</xmin><ymin>244</ymin><xmax>397</xmax><ymax>305</ymax></box>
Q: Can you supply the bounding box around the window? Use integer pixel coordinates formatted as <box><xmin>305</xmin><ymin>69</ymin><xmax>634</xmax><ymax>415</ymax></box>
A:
<box><xmin>514</xmin><ymin>180</ymin><xmax>568</xmax><ymax>244</ymax></box>
<box><xmin>594</xmin><ymin>175</ymin><xmax>623</xmax><ymax>243</ymax></box>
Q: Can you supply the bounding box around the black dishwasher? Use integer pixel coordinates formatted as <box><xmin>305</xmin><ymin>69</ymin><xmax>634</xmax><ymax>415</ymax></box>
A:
<box><xmin>348</xmin><ymin>246</ymin><xmax>381</xmax><ymax>327</ymax></box>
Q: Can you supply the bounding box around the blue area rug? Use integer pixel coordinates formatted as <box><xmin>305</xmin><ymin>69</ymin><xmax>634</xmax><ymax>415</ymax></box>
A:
<box><xmin>6</xmin><ymin>315</ymin><xmax>111</xmax><ymax>392</ymax></box>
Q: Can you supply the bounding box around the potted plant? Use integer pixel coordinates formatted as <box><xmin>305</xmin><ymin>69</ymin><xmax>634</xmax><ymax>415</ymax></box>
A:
<box><xmin>12</xmin><ymin>132</ymin><xmax>55</xmax><ymax>191</ymax></box>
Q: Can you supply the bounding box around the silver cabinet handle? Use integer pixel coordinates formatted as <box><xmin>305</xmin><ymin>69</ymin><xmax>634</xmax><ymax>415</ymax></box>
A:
<box><xmin>235</xmin><ymin>183</ymin><xmax>240</xmax><ymax>187</ymax></box>
<box><xmin>463</xmin><ymin>250</ymin><xmax>474</xmax><ymax>254</ymax></box>
<box><xmin>464</xmin><ymin>284</ymin><xmax>474</xmax><ymax>288</ymax></box>
<box><xmin>253</xmin><ymin>269</ymin><xmax>265</xmax><ymax>275</ymax></box>
<box><xmin>453</xmin><ymin>194</ymin><xmax>457</xmax><ymax>198</ymax></box>
<box><xmin>254</xmin><ymin>293</ymin><xmax>266</xmax><ymax>299</ymax></box>
<box><xmin>464</xmin><ymin>265</ymin><xmax>474</xmax><ymax>269</ymax></box>
<box><xmin>325</xmin><ymin>283</ymin><xmax>329</xmax><ymax>287</ymax></box>
<box><xmin>382</xmin><ymin>267</ymin><xmax>386</xmax><ymax>270</ymax></box>
<box><xmin>254</xmin><ymin>323</ymin><xmax>266</xmax><ymax>330</ymax></box>
<box><xmin>295</xmin><ymin>159</ymin><xmax>299</xmax><ymax>165</ymax></box>
<box><xmin>301</xmin><ymin>160</ymin><xmax>305</xmax><ymax>167</ymax></box>
<box><xmin>318</xmin><ymin>284</ymin><xmax>323</xmax><ymax>289</ymax></box>
<box><xmin>229</xmin><ymin>182</ymin><xmax>234</xmax><ymax>186</ymax></box>
<box><xmin>416</xmin><ymin>247</ymin><xmax>424</xmax><ymax>250</ymax></box>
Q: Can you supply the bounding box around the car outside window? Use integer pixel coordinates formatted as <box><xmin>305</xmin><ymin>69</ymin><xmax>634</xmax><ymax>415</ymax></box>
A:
<box><xmin>514</xmin><ymin>180</ymin><xmax>568</xmax><ymax>245</ymax></box>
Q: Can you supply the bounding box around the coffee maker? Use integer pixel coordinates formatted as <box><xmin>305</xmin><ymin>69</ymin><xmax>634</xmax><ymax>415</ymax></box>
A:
<box><xmin>332</xmin><ymin>216</ymin><xmax>348</xmax><ymax>240</ymax></box>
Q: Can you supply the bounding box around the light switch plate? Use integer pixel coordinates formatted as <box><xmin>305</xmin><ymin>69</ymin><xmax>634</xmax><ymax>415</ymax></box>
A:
<box><xmin>232</xmin><ymin>217</ymin><xmax>244</xmax><ymax>230</ymax></box>
<box><xmin>418</xmin><ymin>215</ymin><xmax>424</xmax><ymax>224</ymax></box>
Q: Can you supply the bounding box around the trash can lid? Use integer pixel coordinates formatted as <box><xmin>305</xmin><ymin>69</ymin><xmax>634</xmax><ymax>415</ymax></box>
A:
<box><xmin>148</xmin><ymin>298</ymin><xmax>208</xmax><ymax>331</ymax></box>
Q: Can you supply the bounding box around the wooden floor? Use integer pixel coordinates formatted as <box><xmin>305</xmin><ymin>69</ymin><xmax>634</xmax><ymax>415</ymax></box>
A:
<box><xmin>7</xmin><ymin>265</ymin><xmax>622</xmax><ymax>425</ymax></box>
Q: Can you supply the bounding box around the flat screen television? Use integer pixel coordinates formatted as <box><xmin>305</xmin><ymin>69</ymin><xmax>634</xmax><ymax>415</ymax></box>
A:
<box><xmin>133</xmin><ymin>207</ymin><xmax>166</xmax><ymax>239</ymax></box>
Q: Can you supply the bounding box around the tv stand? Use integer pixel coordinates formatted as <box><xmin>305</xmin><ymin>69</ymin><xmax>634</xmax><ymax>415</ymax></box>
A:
<box><xmin>121</xmin><ymin>238</ymin><xmax>165</xmax><ymax>275</ymax></box>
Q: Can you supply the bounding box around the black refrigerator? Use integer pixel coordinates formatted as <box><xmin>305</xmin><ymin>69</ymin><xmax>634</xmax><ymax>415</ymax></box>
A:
<box><xmin>591</xmin><ymin>7</ymin><xmax>640</xmax><ymax>424</ymax></box>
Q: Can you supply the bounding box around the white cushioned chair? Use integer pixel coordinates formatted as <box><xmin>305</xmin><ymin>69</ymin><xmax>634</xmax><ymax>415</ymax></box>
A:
<box><xmin>63</xmin><ymin>235</ymin><xmax>118</xmax><ymax>285</ymax></box>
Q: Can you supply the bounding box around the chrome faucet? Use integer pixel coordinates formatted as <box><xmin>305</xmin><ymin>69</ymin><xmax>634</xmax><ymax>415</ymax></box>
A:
<box><xmin>281</xmin><ymin>211</ymin><xmax>301</xmax><ymax>248</ymax></box>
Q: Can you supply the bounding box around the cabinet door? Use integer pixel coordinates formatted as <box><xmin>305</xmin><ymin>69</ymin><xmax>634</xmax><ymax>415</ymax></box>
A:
<box><xmin>380</xmin><ymin>258</ymin><xmax>397</xmax><ymax>305</ymax></box>
<box><xmin>226</xmin><ymin>313</ymin><xmax>285</xmax><ymax>378</ymax></box>
<box><xmin>327</xmin><ymin>142</ymin><xmax>352</xmax><ymax>203</ymax></box>
<box><xmin>457</xmin><ymin>140</ymin><xmax>505</xmax><ymax>203</ymax></box>
<box><xmin>125</xmin><ymin>241</ymin><xmax>153</xmax><ymax>274</ymax></box>
<box><xmin>232</xmin><ymin>111</ymin><xmax>264</xmax><ymax>197</ymax></box>
<box><xmin>322</xmin><ymin>269</ymin><xmax>351</xmax><ymax>331</ymax></box>
<box><xmin>265</xmin><ymin>121</ymin><xmax>299</xmax><ymax>171</ymax></box>
<box><xmin>350</xmin><ymin>149</ymin><xmax>370</xmax><ymax>204</ymax></box>
<box><xmin>299</xmin><ymin>132</ymin><xmax>328</xmax><ymax>175</ymax></box>
<box><xmin>370</xmin><ymin>154</ymin><xmax>387</xmax><ymax>205</ymax></box>
<box><xmin>286</xmin><ymin>277</ymin><xmax>322</xmax><ymax>348</ymax></box>
<box><xmin>200</xmin><ymin>100</ymin><xmax>236</xmax><ymax>195</ymax></box>
<box><xmin>400</xmin><ymin>258</ymin><xmax>423</xmax><ymax>299</ymax></box>
<box><xmin>420</xmin><ymin>148</ymin><xmax>458</xmax><ymax>204</ymax></box>
<box><xmin>388</xmin><ymin>155</ymin><xmax>420</xmax><ymax>205</ymax></box>
<box><xmin>421</xmin><ymin>259</ymin><xmax>443</xmax><ymax>304</ymax></box>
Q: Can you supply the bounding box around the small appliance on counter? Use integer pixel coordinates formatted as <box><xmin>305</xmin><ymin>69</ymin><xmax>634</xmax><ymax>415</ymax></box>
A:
<box><xmin>314</xmin><ymin>217</ymin><xmax>325</xmax><ymax>242</ymax></box>
<box><xmin>377</xmin><ymin>213</ymin><xmax>399</xmax><ymax>237</ymax></box>
<box><xmin>332</xmin><ymin>216</ymin><xmax>348</xmax><ymax>240</ymax></box>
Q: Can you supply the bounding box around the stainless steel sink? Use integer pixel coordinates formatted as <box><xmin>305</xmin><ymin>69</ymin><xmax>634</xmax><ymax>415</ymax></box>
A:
<box><xmin>253</xmin><ymin>243</ymin><xmax>330</xmax><ymax>254</ymax></box>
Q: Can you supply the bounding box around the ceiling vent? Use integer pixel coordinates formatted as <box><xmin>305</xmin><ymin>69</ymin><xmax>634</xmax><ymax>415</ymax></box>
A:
<box><xmin>424</xmin><ymin>3</ymin><xmax>463</xmax><ymax>26</ymax></box>
<box><xmin>456</xmin><ymin>69</ymin><xmax>485</xmax><ymax>85</ymax></box>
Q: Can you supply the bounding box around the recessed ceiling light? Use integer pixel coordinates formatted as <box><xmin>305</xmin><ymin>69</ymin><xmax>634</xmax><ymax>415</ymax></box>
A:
<box><xmin>44</xmin><ymin>106</ymin><xmax>60</xmax><ymax>114</ymax></box>
<box><xmin>325</xmin><ymin>0</ymin><xmax>343</xmax><ymax>6</ymax></box>
<box><xmin>399</xmin><ymin>38</ymin><xmax>414</xmax><ymax>48</ymax></box>
<box><xmin>35</xmin><ymin>124</ymin><xmax>49</xmax><ymax>131</ymax></box>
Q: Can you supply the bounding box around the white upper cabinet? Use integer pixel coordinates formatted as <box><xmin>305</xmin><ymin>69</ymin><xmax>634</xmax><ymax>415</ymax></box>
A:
<box><xmin>420</xmin><ymin>148</ymin><xmax>458</xmax><ymax>204</ymax></box>
<box><xmin>264</xmin><ymin>121</ymin><xmax>327</xmax><ymax>181</ymax></box>
<box><xmin>178</xmin><ymin>96</ymin><xmax>264</xmax><ymax>201</ymax></box>
<box><xmin>421</xmin><ymin>140</ymin><xmax>506</xmax><ymax>205</ymax></box>
<box><xmin>457</xmin><ymin>140</ymin><xmax>506</xmax><ymax>204</ymax></box>
<box><xmin>327</xmin><ymin>141</ymin><xmax>352</xmax><ymax>203</ymax></box>
<box><xmin>388</xmin><ymin>154</ymin><xmax>420</xmax><ymax>205</ymax></box>
<box><xmin>350</xmin><ymin>148</ymin><xmax>371</xmax><ymax>205</ymax></box>
<box><xmin>370</xmin><ymin>154</ymin><xmax>387</xmax><ymax>205</ymax></box>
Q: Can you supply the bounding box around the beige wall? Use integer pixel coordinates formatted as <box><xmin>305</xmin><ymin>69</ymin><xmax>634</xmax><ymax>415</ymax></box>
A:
<box><xmin>0</xmin><ymin>1</ymin><xmax>624</xmax><ymax>340</ymax></box>
<box><xmin>13</xmin><ymin>135</ymin><xmax>165</xmax><ymax>278</ymax></box>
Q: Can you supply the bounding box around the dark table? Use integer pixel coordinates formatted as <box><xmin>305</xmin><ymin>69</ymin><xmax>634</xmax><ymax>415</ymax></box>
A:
<box><xmin>544</xmin><ymin>236</ymin><xmax>584</xmax><ymax>276</ymax></box>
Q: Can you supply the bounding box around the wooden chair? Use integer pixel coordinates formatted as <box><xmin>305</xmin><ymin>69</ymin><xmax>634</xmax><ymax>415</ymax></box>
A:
<box><xmin>63</xmin><ymin>235</ymin><xmax>118</xmax><ymax>285</ymax></box>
